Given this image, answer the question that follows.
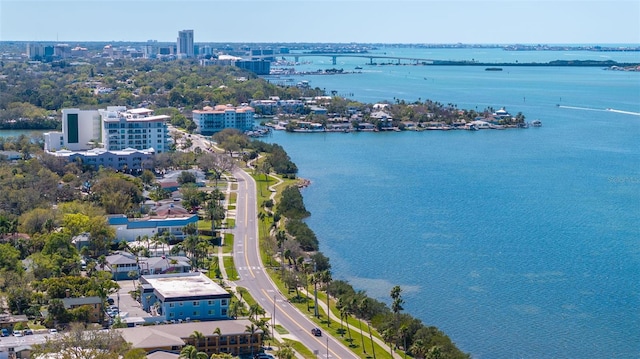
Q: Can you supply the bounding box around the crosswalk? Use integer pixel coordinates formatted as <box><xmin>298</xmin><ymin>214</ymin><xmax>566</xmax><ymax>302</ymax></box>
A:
<box><xmin>237</xmin><ymin>266</ymin><xmax>263</xmax><ymax>271</ymax></box>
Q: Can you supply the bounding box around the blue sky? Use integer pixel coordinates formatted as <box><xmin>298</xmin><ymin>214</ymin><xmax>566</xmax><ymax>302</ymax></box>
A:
<box><xmin>1</xmin><ymin>0</ymin><xmax>639</xmax><ymax>44</ymax></box>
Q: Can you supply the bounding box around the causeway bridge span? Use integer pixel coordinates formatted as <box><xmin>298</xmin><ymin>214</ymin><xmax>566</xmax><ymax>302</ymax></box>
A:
<box><xmin>249</xmin><ymin>53</ymin><xmax>434</xmax><ymax>65</ymax></box>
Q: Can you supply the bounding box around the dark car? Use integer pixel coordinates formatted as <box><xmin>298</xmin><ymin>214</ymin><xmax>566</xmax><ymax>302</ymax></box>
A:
<box><xmin>311</xmin><ymin>327</ymin><xmax>322</xmax><ymax>336</ymax></box>
<box><xmin>24</xmin><ymin>329</ymin><xmax>33</xmax><ymax>335</ymax></box>
<box><xmin>107</xmin><ymin>298</ymin><xmax>115</xmax><ymax>305</ymax></box>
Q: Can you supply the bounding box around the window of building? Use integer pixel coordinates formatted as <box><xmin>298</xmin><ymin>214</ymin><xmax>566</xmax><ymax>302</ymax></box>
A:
<box><xmin>222</xmin><ymin>309</ymin><xmax>227</xmax><ymax>316</ymax></box>
<box><xmin>193</xmin><ymin>311</ymin><xmax>199</xmax><ymax>316</ymax></box>
<box><xmin>169</xmin><ymin>312</ymin><xmax>174</xmax><ymax>318</ymax></box>
<box><xmin>193</xmin><ymin>301</ymin><xmax>200</xmax><ymax>306</ymax></box>
<box><xmin>207</xmin><ymin>300</ymin><xmax>213</xmax><ymax>305</ymax></box>
<box><xmin>179</xmin><ymin>312</ymin><xmax>183</xmax><ymax>316</ymax></box>
<box><xmin>169</xmin><ymin>303</ymin><xmax>174</xmax><ymax>308</ymax></box>
<box><xmin>221</xmin><ymin>299</ymin><xmax>227</xmax><ymax>306</ymax></box>
<box><xmin>208</xmin><ymin>310</ymin><xmax>214</xmax><ymax>315</ymax></box>
<box><xmin>179</xmin><ymin>302</ymin><xmax>183</xmax><ymax>306</ymax></box>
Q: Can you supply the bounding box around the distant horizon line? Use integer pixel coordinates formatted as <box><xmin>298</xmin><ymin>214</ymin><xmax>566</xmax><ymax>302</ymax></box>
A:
<box><xmin>2</xmin><ymin>40</ymin><xmax>639</xmax><ymax>46</ymax></box>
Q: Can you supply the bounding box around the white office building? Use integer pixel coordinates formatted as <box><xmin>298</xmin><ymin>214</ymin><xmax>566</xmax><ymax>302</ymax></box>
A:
<box><xmin>43</xmin><ymin>108</ymin><xmax>102</xmax><ymax>152</ymax></box>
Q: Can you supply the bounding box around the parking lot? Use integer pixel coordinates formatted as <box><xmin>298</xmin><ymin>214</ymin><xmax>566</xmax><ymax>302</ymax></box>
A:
<box><xmin>108</xmin><ymin>279</ymin><xmax>150</xmax><ymax>324</ymax></box>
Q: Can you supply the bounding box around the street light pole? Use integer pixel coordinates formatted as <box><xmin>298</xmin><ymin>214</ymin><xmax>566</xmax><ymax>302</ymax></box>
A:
<box><xmin>326</xmin><ymin>335</ymin><xmax>329</xmax><ymax>359</ymax></box>
<box><xmin>272</xmin><ymin>295</ymin><xmax>276</xmax><ymax>340</ymax></box>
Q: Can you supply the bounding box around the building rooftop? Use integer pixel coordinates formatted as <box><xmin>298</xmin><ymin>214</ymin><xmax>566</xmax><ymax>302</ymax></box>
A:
<box><xmin>117</xmin><ymin>319</ymin><xmax>256</xmax><ymax>350</ymax></box>
<box><xmin>141</xmin><ymin>272</ymin><xmax>230</xmax><ymax>301</ymax></box>
<box><xmin>61</xmin><ymin>296</ymin><xmax>102</xmax><ymax>308</ymax></box>
<box><xmin>106</xmin><ymin>251</ymin><xmax>138</xmax><ymax>265</ymax></box>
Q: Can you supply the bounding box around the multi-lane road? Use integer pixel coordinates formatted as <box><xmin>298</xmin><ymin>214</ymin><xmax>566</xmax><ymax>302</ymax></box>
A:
<box><xmin>232</xmin><ymin>167</ymin><xmax>358</xmax><ymax>359</ymax></box>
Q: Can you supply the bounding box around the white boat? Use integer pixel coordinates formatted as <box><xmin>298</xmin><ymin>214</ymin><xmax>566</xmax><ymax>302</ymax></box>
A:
<box><xmin>532</xmin><ymin>120</ymin><xmax>542</xmax><ymax>127</ymax></box>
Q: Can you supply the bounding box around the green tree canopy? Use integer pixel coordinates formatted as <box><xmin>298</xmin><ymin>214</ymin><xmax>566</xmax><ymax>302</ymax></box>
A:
<box><xmin>277</xmin><ymin>186</ymin><xmax>310</xmax><ymax>220</ymax></box>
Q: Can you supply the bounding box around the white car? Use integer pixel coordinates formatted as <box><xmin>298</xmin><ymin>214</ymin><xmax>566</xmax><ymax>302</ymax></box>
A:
<box><xmin>13</xmin><ymin>330</ymin><xmax>23</xmax><ymax>337</ymax></box>
<box><xmin>48</xmin><ymin>328</ymin><xmax>58</xmax><ymax>334</ymax></box>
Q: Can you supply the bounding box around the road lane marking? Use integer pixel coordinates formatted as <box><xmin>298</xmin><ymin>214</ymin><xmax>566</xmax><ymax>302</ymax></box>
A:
<box><xmin>244</xmin><ymin>234</ymin><xmax>255</xmax><ymax>279</ymax></box>
<box><xmin>260</xmin><ymin>288</ymin><xmax>352</xmax><ymax>359</ymax></box>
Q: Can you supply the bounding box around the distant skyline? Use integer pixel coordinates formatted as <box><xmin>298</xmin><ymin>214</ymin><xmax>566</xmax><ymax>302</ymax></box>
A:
<box><xmin>1</xmin><ymin>0</ymin><xmax>639</xmax><ymax>44</ymax></box>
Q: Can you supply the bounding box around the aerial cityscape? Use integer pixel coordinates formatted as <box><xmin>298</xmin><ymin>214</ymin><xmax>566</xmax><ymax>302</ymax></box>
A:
<box><xmin>0</xmin><ymin>1</ymin><xmax>639</xmax><ymax>359</ymax></box>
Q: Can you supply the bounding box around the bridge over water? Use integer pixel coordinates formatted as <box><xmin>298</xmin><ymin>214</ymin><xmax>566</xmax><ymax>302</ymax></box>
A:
<box><xmin>249</xmin><ymin>53</ymin><xmax>435</xmax><ymax>65</ymax></box>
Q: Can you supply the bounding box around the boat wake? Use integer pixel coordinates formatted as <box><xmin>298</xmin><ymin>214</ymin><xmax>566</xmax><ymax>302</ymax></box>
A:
<box><xmin>558</xmin><ymin>105</ymin><xmax>640</xmax><ymax>116</ymax></box>
<box><xmin>606</xmin><ymin>108</ymin><xmax>640</xmax><ymax>116</ymax></box>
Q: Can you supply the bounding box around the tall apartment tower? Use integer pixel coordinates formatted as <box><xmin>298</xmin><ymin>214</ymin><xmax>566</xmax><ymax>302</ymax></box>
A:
<box><xmin>176</xmin><ymin>30</ymin><xmax>194</xmax><ymax>58</ymax></box>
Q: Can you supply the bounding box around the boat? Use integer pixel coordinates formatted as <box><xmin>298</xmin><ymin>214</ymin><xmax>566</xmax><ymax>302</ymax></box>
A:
<box><xmin>532</xmin><ymin>120</ymin><xmax>542</xmax><ymax>127</ymax></box>
<box><xmin>485</xmin><ymin>67</ymin><xmax>503</xmax><ymax>71</ymax></box>
<box><xmin>354</xmin><ymin>66</ymin><xmax>363</xmax><ymax>70</ymax></box>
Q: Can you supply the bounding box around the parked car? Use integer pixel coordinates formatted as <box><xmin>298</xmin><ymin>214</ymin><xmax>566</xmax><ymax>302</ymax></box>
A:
<box><xmin>254</xmin><ymin>354</ymin><xmax>274</xmax><ymax>359</ymax></box>
<box><xmin>48</xmin><ymin>328</ymin><xmax>58</xmax><ymax>334</ymax></box>
<box><xmin>24</xmin><ymin>329</ymin><xmax>33</xmax><ymax>335</ymax></box>
<box><xmin>311</xmin><ymin>327</ymin><xmax>322</xmax><ymax>336</ymax></box>
<box><xmin>107</xmin><ymin>298</ymin><xmax>115</xmax><ymax>305</ymax></box>
<box><xmin>13</xmin><ymin>330</ymin><xmax>23</xmax><ymax>337</ymax></box>
<box><xmin>0</xmin><ymin>328</ymin><xmax>8</xmax><ymax>337</ymax></box>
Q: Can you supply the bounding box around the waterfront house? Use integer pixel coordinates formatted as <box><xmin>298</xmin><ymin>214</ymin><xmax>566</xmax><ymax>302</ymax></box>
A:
<box><xmin>370</xmin><ymin>110</ymin><xmax>394</xmax><ymax>129</ymax></box>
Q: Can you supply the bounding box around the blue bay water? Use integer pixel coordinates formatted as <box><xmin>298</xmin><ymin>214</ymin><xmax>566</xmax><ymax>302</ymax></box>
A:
<box><xmin>265</xmin><ymin>47</ymin><xmax>640</xmax><ymax>359</ymax></box>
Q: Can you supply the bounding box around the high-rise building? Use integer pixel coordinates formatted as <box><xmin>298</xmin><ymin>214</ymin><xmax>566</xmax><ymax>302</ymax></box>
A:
<box><xmin>192</xmin><ymin>105</ymin><xmax>255</xmax><ymax>135</ymax></box>
<box><xmin>26</xmin><ymin>43</ymin><xmax>45</xmax><ymax>60</ymax></box>
<box><xmin>44</xmin><ymin>107</ymin><xmax>170</xmax><ymax>171</ymax></box>
<box><xmin>99</xmin><ymin>107</ymin><xmax>170</xmax><ymax>152</ymax></box>
<box><xmin>176</xmin><ymin>29</ymin><xmax>194</xmax><ymax>58</ymax></box>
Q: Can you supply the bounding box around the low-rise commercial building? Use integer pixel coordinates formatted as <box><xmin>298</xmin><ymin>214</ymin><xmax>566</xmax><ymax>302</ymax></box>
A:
<box><xmin>118</xmin><ymin>320</ymin><xmax>261</xmax><ymax>357</ymax></box>
<box><xmin>139</xmin><ymin>272</ymin><xmax>231</xmax><ymax>322</ymax></box>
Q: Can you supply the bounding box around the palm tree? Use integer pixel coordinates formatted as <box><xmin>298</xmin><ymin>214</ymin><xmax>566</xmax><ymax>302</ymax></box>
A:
<box><xmin>358</xmin><ymin>296</ymin><xmax>376</xmax><ymax>357</ymax></box>
<box><xmin>227</xmin><ymin>300</ymin><xmax>242</xmax><ymax>319</ymax></box>
<box><xmin>275</xmin><ymin>342</ymin><xmax>295</xmax><ymax>359</ymax></box>
<box><xmin>382</xmin><ymin>328</ymin><xmax>395</xmax><ymax>357</ymax></box>
<box><xmin>179</xmin><ymin>345</ymin><xmax>208</xmax><ymax>359</ymax></box>
<box><xmin>248</xmin><ymin>303</ymin><xmax>263</xmax><ymax>322</ymax></box>
<box><xmin>409</xmin><ymin>339</ymin><xmax>429</xmax><ymax>359</ymax></box>
<box><xmin>320</xmin><ymin>270</ymin><xmax>332</xmax><ymax>326</ymax></box>
<box><xmin>352</xmin><ymin>296</ymin><xmax>366</xmax><ymax>354</ymax></box>
<box><xmin>310</xmin><ymin>271</ymin><xmax>320</xmax><ymax>317</ymax></box>
<box><xmin>398</xmin><ymin>324</ymin><xmax>409</xmax><ymax>359</ymax></box>
<box><xmin>182</xmin><ymin>234</ymin><xmax>202</xmax><ymax>268</ymax></box>
<box><xmin>336</xmin><ymin>298</ymin><xmax>346</xmax><ymax>336</ymax></box>
<box><xmin>189</xmin><ymin>330</ymin><xmax>206</xmax><ymax>348</ymax></box>
<box><xmin>236</xmin><ymin>287</ymin><xmax>248</xmax><ymax>303</ymax></box>
<box><xmin>245</xmin><ymin>323</ymin><xmax>259</xmax><ymax>357</ymax></box>
<box><xmin>211</xmin><ymin>327</ymin><xmax>222</xmax><ymax>350</ymax></box>
<box><xmin>257</xmin><ymin>211</ymin><xmax>267</xmax><ymax>240</ymax></box>
<box><xmin>341</xmin><ymin>303</ymin><xmax>353</xmax><ymax>343</ymax></box>
<box><xmin>426</xmin><ymin>345</ymin><xmax>443</xmax><ymax>359</ymax></box>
